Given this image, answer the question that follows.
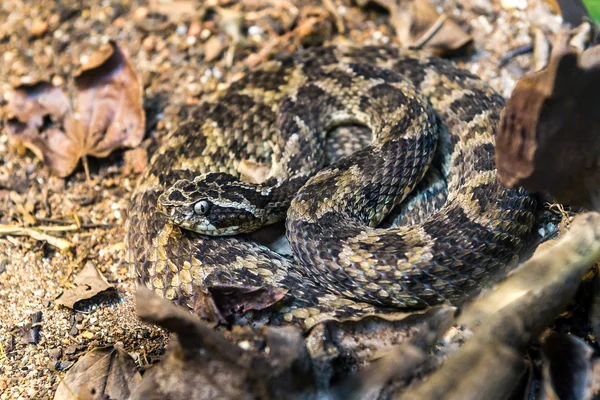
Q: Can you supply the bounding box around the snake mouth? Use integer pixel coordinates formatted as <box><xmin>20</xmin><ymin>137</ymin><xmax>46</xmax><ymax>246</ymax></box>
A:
<box><xmin>173</xmin><ymin>219</ymin><xmax>241</xmax><ymax>236</ymax></box>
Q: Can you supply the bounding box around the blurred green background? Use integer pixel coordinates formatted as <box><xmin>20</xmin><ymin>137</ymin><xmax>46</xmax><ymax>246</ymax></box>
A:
<box><xmin>584</xmin><ymin>0</ymin><xmax>600</xmax><ymax>22</ymax></box>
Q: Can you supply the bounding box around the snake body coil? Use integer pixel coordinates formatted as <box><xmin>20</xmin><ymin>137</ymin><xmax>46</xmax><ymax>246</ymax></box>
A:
<box><xmin>127</xmin><ymin>46</ymin><xmax>537</xmax><ymax>328</ymax></box>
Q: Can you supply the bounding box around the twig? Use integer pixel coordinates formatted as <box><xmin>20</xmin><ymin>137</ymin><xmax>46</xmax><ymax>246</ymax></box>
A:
<box><xmin>0</xmin><ymin>224</ymin><xmax>72</xmax><ymax>251</ymax></box>
<box><xmin>402</xmin><ymin>212</ymin><xmax>600</xmax><ymax>400</ymax></box>
<box><xmin>323</xmin><ymin>0</ymin><xmax>345</xmax><ymax>34</ymax></box>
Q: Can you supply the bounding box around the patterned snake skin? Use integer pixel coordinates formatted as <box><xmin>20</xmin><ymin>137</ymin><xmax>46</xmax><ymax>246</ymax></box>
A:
<box><xmin>126</xmin><ymin>46</ymin><xmax>537</xmax><ymax>328</ymax></box>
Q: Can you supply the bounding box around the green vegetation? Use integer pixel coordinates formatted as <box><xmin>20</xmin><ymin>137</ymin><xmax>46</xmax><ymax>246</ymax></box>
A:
<box><xmin>584</xmin><ymin>0</ymin><xmax>600</xmax><ymax>23</ymax></box>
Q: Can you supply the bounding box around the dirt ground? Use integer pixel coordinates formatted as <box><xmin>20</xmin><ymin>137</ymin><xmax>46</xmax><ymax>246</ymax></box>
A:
<box><xmin>0</xmin><ymin>0</ymin><xmax>564</xmax><ymax>398</ymax></box>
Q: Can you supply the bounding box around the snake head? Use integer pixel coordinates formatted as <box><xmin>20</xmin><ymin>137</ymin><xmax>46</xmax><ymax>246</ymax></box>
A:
<box><xmin>158</xmin><ymin>172</ymin><xmax>270</xmax><ymax>236</ymax></box>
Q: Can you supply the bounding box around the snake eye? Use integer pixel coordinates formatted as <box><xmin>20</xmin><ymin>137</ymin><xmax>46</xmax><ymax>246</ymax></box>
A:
<box><xmin>194</xmin><ymin>200</ymin><xmax>211</xmax><ymax>215</ymax></box>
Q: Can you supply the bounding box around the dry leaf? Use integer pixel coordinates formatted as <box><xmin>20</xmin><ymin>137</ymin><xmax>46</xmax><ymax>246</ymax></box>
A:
<box><xmin>54</xmin><ymin>346</ymin><xmax>142</xmax><ymax>400</ymax></box>
<box><xmin>14</xmin><ymin>311</ymin><xmax>43</xmax><ymax>345</ymax></box>
<box><xmin>496</xmin><ymin>43</ymin><xmax>600</xmax><ymax>209</ymax></box>
<box><xmin>6</xmin><ymin>82</ymin><xmax>76</xmax><ymax>176</ymax></box>
<box><xmin>193</xmin><ymin>284</ymin><xmax>288</xmax><ymax>323</ymax></box>
<box><xmin>6</xmin><ymin>41</ymin><xmax>145</xmax><ymax>178</ymax></box>
<box><xmin>133</xmin><ymin>287</ymin><xmax>316</xmax><ymax>399</ymax></box>
<box><xmin>71</xmin><ymin>41</ymin><xmax>145</xmax><ymax>159</ymax></box>
<box><xmin>364</xmin><ymin>0</ymin><xmax>472</xmax><ymax>55</ymax></box>
<box><xmin>55</xmin><ymin>262</ymin><xmax>117</xmax><ymax>310</ymax></box>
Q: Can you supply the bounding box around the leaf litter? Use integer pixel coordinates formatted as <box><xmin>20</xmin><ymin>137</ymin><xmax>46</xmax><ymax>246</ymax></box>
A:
<box><xmin>6</xmin><ymin>41</ymin><xmax>145</xmax><ymax>179</ymax></box>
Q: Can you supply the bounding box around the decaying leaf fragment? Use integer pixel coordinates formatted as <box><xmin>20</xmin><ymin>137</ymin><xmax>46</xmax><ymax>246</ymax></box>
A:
<box><xmin>54</xmin><ymin>345</ymin><xmax>142</xmax><ymax>400</ymax></box>
<box><xmin>192</xmin><ymin>284</ymin><xmax>288</xmax><ymax>324</ymax></box>
<box><xmin>496</xmin><ymin>43</ymin><xmax>600</xmax><ymax>209</ymax></box>
<box><xmin>6</xmin><ymin>41</ymin><xmax>145</xmax><ymax>178</ymax></box>
<box><xmin>133</xmin><ymin>287</ymin><xmax>316</xmax><ymax>399</ymax></box>
<box><xmin>55</xmin><ymin>262</ymin><xmax>117</xmax><ymax>310</ymax></box>
<box><xmin>361</xmin><ymin>0</ymin><xmax>472</xmax><ymax>55</ymax></box>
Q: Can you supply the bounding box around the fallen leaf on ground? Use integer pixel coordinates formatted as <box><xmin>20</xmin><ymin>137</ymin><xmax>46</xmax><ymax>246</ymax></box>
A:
<box><xmin>6</xmin><ymin>41</ymin><xmax>145</xmax><ymax>178</ymax></box>
<box><xmin>193</xmin><ymin>284</ymin><xmax>288</xmax><ymax>323</ymax></box>
<box><xmin>53</xmin><ymin>345</ymin><xmax>142</xmax><ymax>400</ymax></box>
<box><xmin>55</xmin><ymin>262</ymin><xmax>117</xmax><ymax>310</ymax></box>
<box><xmin>362</xmin><ymin>0</ymin><xmax>472</xmax><ymax>55</ymax></box>
<box><xmin>14</xmin><ymin>311</ymin><xmax>43</xmax><ymax>345</ymax></box>
<box><xmin>133</xmin><ymin>287</ymin><xmax>316</xmax><ymax>399</ymax></box>
<box><xmin>496</xmin><ymin>42</ymin><xmax>600</xmax><ymax>209</ymax></box>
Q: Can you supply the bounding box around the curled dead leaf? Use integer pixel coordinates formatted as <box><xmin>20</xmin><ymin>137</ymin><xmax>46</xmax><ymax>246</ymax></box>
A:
<box><xmin>193</xmin><ymin>284</ymin><xmax>288</xmax><ymax>324</ymax></box>
<box><xmin>133</xmin><ymin>287</ymin><xmax>316</xmax><ymax>399</ymax></box>
<box><xmin>53</xmin><ymin>345</ymin><xmax>142</xmax><ymax>400</ymax></box>
<box><xmin>71</xmin><ymin>41</ymin><xmax>145</xmax><ymax>159</ymax></box>
<box><xmin>55</xmin><ymin>262</ymin><xmax>117</xmax><ymax>310</ymax></box>
<box><xmin>5</xmin><ymin>41</ymin><xmax>145</xmax><ymax>178</ymax></box>
<box><xmin>363</xmin><ymin>0</ymin><xmax>472</xmax><ymax>55</ymax></box>
<box><xmin>496</xmin><ymin>43</ymin><xmax>600</xmax><ymax>208</ymax></box>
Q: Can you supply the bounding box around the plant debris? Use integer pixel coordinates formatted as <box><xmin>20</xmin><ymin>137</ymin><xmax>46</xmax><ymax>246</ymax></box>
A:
<box><xmin>496</xmin><ymin>41</ymin><xmax>600</xmax><ymax>209</ymax></box>
<box><xmin>13</xmin><ymin>311</ymin><xmax>43</xmax><ymax>345</ymax></box>
<box><xmin>55</xmin><ymin>262</ymin><xmax>117</xmax><ymax>310</ymax></box>
<box><xmin>362</xmin><ymin>0</ymin><xmax>473</xmax><ymax>55</ymax></box>
<box><xmin>6</xmin><ymin>41</ymin><xmax>145</xmax><ymax>179</ymax></box>
<box><xmin>53</xmin><ymin>345</ymin><xmax>142</xmax><ymax>400</ymax></box>
<box><xmin>402</xmin><ymin>212</ymin><xmax>600</xmax><ymax>399</ymax></box>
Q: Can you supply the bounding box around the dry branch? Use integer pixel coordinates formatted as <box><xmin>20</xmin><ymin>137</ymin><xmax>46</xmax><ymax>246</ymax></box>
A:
<box><xmin>401</xmin><ymin>212</ymin><xmax>600</xmax><ymax>400</ymax></box>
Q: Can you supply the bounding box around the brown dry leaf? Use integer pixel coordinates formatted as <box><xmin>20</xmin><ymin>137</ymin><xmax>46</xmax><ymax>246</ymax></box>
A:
<box><xmin>71</xmin><ymin>41</ymin><xmax>145</xmax><ymax>159</ymax></box>
<box><xmin>365</xmin><ymin>0</ymin><xmax>472</xmax><ymax>55</ymax></box>
<box><xmin>496</xmin><ymin>42</ymin><xmax>600</xmax><ymax>209</ymax></box>
<box><xmin>193</xmin><ymin>284</ymin><xmax>288</xmax><ymax>323</ymax></box>
<box><xmin>55</xmin><ymin>262</ymin><xmax>117</xmax><ymax>310</ymax></box>
<box><xmin>133</xmin><ymin>287</ymin><xmax>316</xmax><ymax>399</ymax></box>
<box><xmin>6</xmin><ymin>41</ymin><xmax>145</xmax><ymax>178</ymax></box>
<box><xmin>14</xmin><ymin>311</ymin><xmax>43</xmax><ymax>345</ymax></box>
<box><xmin>6</xmin><ymin>81</ymin><xmax>78</xmax><ymax>176</ymax></box>
<box><xmin>53</xmin><ymin>346</ymin><xmax>142</xmax><ymax>400</ymax></box>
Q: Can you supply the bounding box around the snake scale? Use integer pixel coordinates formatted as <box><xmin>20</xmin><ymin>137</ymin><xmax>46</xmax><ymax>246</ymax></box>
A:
<box><xmin>126</xmin><ymin>46</ymin><xmax>537</xmax><ymax>328</ymax></box>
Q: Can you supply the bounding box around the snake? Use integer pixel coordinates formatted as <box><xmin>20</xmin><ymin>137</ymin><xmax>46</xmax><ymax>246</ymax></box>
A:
<box><xmin>126</xmin><ymin>45</ymin><xmax>537</xmax><ymax>329</ymax></box>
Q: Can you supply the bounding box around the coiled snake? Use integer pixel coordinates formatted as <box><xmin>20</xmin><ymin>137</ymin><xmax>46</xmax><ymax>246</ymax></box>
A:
<box><xmin>126</xmin><ymin>46</ymin><xmax>537</xmax><ymax>328</ymax></box>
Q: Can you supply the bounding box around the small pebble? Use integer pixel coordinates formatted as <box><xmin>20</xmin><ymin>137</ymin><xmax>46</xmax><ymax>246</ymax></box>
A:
<box><xmin>176</xmin><ymin>24</ymin><xmax>187</xmax><ymax>36</ymax></box>
<box><xmin>143</xmin><ymin>36</ymin><xmax>156</xmax><ymax>51</ymax></box>
<box><xmin>133</xmin><ymin>7</ymin><xmax>148</xmax><ymax>21</ymax></box>
<box><xmin>48</xmin><ymin>348</ymin><xmax>62</xmax><ymax>361</ymax></box>
<box><xmin>186</xmin><ymin>36</ymin><xmax>197</xmax><ymax>46</ymax></box>
<box><xmin>188</xmin><ymin>19</ymin><xmax>202</xmax><ymax>36</ymax></box>
<box><xmin>51</xmin><ymin>75</ymin><xmax>64</xmax><ymax>87</ymax></box>
<box><xmin>29</xmin><ymin>20</ymin><xmax>48</xmax><ymax>37</ymax></box>
<box><xmin>82</xmin><ymin>331</ymin><xmax>94</xmax><ymax>339</ymax></box>
<box><xmin>248</xmin><ymin>25</ymin><xmax>263</xmax><ymax>36</ymax></box>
